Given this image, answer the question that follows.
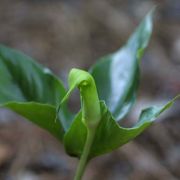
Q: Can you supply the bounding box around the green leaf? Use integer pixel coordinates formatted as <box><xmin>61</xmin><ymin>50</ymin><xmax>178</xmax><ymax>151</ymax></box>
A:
<box><xmin>64</xmin><ymin>96</ymin><xmax>179</xmax><ymax>158</ymax></box>
<box><xmin>1</xmin><ymin>102</ymin><xmax>64</xmax><ymax>140</ymax></box>
<box><xmin>0</xmin><ymin>44</ymin><xmax>66</xmax><ymax>105</ymax></box>
<box><xmin>0</xmin><ymin>45</ymin><xmax>71</xmax><ymax>135</ymax></box>
<box><xmin>90</xmin><ymin>10</ymin><xmax>154</xmax><ymax>121</ymax></box>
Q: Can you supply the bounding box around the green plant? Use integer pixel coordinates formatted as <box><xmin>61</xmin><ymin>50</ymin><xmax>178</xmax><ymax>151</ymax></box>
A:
<box><xmin>0</xmin><ymin>10</ymin><xmax>179</xmax><ymax>180</ymax></box>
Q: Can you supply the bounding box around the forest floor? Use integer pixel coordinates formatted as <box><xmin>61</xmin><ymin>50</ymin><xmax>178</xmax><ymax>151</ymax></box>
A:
<box><xmin>0</xmin><ymin>0</ymin><xmax>180</xmax><ymax>179</ymax></box>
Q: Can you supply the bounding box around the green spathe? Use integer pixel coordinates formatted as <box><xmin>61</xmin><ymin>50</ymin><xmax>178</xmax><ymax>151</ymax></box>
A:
<box><xmin>68</xmin><ymin>68</ymin><xmax>101</xmax><ymax>128</ymax></box>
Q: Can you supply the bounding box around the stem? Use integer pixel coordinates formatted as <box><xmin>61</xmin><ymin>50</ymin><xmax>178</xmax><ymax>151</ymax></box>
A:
<box><xmin>74</xmin><ymin>128</ymin><xmax>96</xmax><ymax>180</ymax></box>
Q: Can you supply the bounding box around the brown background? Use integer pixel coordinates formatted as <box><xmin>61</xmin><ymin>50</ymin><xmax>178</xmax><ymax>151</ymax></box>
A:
<box><xmin>0</xmin><ymin>0</ymin><xmax>180</xmax><ymax>180</ymax></box>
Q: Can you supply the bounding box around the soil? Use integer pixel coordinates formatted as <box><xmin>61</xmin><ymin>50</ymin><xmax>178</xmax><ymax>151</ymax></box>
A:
<box><xmin>0</xmin><ymin>0</ymin><xmax>180</xmax><ymax>179</ymax></box>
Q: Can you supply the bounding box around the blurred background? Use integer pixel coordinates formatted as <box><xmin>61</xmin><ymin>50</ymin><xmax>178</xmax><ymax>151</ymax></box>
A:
<box><xmin>0</xmin><ymin>0</ymin><xmax>180</xmax><ymax>179</ymax></box>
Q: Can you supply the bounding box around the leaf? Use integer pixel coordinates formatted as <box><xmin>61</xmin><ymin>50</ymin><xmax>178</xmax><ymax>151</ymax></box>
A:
<box><xmin>64</xmin><ymin>96</ymin><xmax>179</xmax><ymax>158</ymax></box>
<box><xmin>0</xmin><ymin>44</ymin><xmax>66</xmax><ymax>105</ymax></box>
<box><xmin>1</xmin><ymin>102</ymin><xmax>64</xmax><ymax>140</ymax></box>
<box><xmin>90</xmin><ymin>10</ymin><xmax>154</xmax><ymax>121</ymax></box>
<box><xmin>0</xmin><ymin>45</ymin><xmax>71</xmax><ymax>135</ymax></box>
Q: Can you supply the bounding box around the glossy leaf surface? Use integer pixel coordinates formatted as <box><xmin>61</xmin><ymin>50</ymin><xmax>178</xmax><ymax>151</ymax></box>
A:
<box><xmin>0</xmin><ymin>45</ymin><xmax>71</xmax><ymax>134</ymax></box>
<box><xmin>64</xmin><ymin>97</ymin><xmax>178</xmax><ymax>158</ymax></box>
<box><xmin>0</xmin><ymin>45</ymin><xmax>66</xmax><ymax>105</ymax></box>
<box><xmin>90</xmin><ymin>10</ymin><xmax>153</xmax><ymax>121</ymax></box>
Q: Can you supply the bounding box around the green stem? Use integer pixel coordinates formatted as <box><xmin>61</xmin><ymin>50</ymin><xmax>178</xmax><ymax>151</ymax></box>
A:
<box><xmin>74</xmin><ymin>128</ymin><xmax>96</xmax><ymax>180</ymax></box>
